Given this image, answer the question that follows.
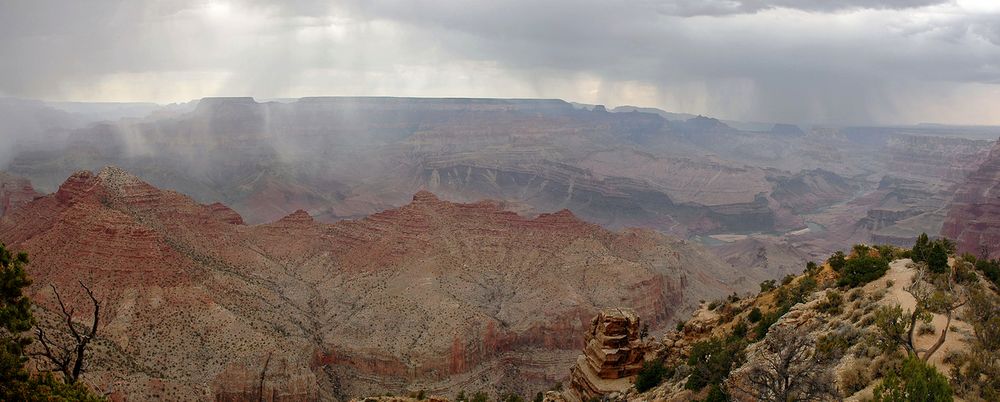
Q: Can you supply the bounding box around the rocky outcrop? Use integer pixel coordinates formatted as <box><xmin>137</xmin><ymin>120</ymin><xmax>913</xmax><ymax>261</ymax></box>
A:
<box><xmin>943</xmin><ymin>140</ymin><xmax>1000</xmax><ymax>257</ymax></box>
<box><xmin>565</xmin><ymin>309</ymin><xmax>649</xmax><ymax>402</ymax></box>
<box><xmin>0</xmin><ymin>172</ymin><xmax>40</xmax><ymax>217</ymax></box>
<box><xmin>2</xmin><ymin>168</ymin><xmax>739</xmax><ymax>401</ymax></box>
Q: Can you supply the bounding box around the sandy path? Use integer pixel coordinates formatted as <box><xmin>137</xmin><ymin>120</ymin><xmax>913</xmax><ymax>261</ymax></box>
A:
<box><xmin>869</xmin><ymin>258</ymin><xmax>973</xmax><ymax>372</ymax></box>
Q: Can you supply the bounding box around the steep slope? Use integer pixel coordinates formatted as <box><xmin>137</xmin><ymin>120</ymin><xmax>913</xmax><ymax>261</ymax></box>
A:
<box><xmin>943</xmin><ymin>140</ymin><xmax>1000</xmax><ymax>257</ymax></box>
<box><xmin>0</xmin><ymin>168</ymin><xmax>748</xmax><ymax>400</ymax></box>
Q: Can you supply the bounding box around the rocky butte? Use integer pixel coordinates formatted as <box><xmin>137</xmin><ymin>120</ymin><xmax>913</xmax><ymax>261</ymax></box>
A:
<box><xmin>0</xmin><ymin>167</ymin><xmax>763</xmax><ymax>400</ymax></box>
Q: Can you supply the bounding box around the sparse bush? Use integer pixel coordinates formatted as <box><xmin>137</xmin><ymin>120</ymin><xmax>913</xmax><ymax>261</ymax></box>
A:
<box><xmin>471</xmin><ymin>391</ymin><xmax>489</xmax><ymax>402</ymax></box>
<box><xmin>816</xmin><ymin>332</ymin><xmax>850</xmax><ymax>361</ymax></box>
<box><xmin>747</xmin><ymin>307</ymin><xmax>762</xmax><ymax>323</ymax></box>
<box><xmin>918</xmin><ymin>322</ymin><xmax>936</xmax><ymax>336</ymax></box>
<box><xmin>676</xmin><ymin>320</ymin><xmax>686</xmax><ymax>332</ymax></box>
<box><xmin>781</xmin><ymin>274</ymin><xmax>795</xmax><ymax>286</ymax></box>
<box><xmin>816</xmin><ymin>290</ymin><xmax>844</xmax><ymax>315</ymax></box>
<box><xmin>885</xmin><ymin>279</ymin><xmax>894</xmax><ymax>288</ymax></box>
<box><xmin>848</xmin><ymin>288</ymin><xmax>864</xmax><ymax>301</ymax></box>
<box><xmin>954</xmin><ymin>261</ymin><xmax>978</xmax><ymax>284</ymax></box>
<box><xmin>759</xmin><ymin>279</ymin><xmax>777</xmax><ymax>293</ymax></box>
<box><xmin>840</xmin><ymin>358</ymin><xmax>872</xmax><ymax>395</ymax></box>
<box><xmin>708</xmin><ymin>300</ymin><xmax>720</xmax><ymax>310</ymax></box>
<box><xmin>731</xmin><ymin>320</ymin><xmax>748</xmax><ymax>339</ymax></box>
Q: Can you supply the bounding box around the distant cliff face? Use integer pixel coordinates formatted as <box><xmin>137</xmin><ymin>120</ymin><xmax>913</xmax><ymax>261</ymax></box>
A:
<box><xmin>7</xmin><ymin>96</ymin><xmax>853</xmax><ymax>236</ymax></box>
<box><xmin>943</xmin><ymin>140</ymin><xmax>1000</xmax><ymax>257</ymax></box>
<box><xmin>0</xmin><ymin>172</ymin><xmax>40</xmax><ymax>217</ymax></box>
<box><xmin>0</xmin><ymin>168</ymin><xmax>748</xmax><ymax>400</ymax></box>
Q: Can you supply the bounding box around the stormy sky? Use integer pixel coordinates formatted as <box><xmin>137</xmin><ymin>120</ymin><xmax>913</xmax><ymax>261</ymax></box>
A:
<box><xmin>1</xmin><ymin>0</ymin><xmax>999</xmax><ymax>125</ymax></box>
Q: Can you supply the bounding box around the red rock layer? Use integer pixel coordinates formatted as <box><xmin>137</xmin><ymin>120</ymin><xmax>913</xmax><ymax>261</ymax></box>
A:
<box><xmin>1</xmin><ymin>168</ymin><xmax>735</xmax><ymax>400</ymax></box>
<box><xmin>943</xmin><ymin>140</ymin><xmax>1000</xmax><ymax>257</ymax></box>
<box><xmin>0</xmin><ymin>172</ymin><xmax>40</xmax><ymax>217</ymax></box>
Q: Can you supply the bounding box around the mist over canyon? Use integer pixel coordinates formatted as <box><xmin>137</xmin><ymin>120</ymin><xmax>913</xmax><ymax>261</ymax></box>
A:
<box><xmin>1</xmin><ymin>94</ymin><xmax>999</xmax><ymax>400</ymax></box>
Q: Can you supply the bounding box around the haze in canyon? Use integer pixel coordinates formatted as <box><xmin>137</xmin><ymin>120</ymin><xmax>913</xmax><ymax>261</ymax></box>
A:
<box><xmin>2</xmin><ymin>1</ymin><xmax>1000</xmax><ymax>401</ymax></box>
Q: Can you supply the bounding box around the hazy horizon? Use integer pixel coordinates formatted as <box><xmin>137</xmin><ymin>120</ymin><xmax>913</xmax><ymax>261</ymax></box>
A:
<box><xmin>3</xmin><ymin>0</ymin><xmax>1000</xmax><ymax>126</ymax></box>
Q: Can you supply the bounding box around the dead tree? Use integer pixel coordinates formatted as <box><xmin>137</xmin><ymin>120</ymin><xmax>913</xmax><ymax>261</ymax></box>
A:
<box><xmin>34</xmin><ymin>281</ymin><xmax>100</xmax><ymax>384</ymax></box>
<box><xmin>729</xmin><ymin>325</ymin><xmax>838</xmax><ymax>402</ymax></box>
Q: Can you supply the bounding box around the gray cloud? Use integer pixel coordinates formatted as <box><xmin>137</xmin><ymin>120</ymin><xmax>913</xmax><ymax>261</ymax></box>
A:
<box><xmin>0</xmin><ymin>0</ymin><xmax>998</xmax><ymax>125</ymax></box>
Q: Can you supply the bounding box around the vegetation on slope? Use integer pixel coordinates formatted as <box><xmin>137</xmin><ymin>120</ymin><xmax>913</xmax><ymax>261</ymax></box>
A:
<box><xmin>626</xmin><ymin>233</ymin><xmax>1000</xmax><ymax>402</ymax></box>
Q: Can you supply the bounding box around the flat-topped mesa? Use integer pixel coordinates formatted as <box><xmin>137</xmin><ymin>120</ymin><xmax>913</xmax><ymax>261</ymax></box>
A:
<box><xmin>565</xmin><ymin>308</ymin><xmax>650</xmax><ymax>402</ymax></box>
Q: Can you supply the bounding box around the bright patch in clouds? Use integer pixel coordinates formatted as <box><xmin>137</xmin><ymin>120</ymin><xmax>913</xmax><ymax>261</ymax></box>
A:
<box><xmin>1</xmin><ymin>0</ymin><xmax>998</xmax><ymax>125</ymax></box>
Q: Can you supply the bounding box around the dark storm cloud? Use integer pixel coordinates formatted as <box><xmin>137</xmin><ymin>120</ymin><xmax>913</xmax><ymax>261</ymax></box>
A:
<box><xmin>0</xmin><ymin>0</ymin><xmax>998</xmax><ymax>124</ymax></box>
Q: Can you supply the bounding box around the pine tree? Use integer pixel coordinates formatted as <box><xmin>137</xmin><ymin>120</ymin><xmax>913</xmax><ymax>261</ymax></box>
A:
<box><xmin>912</xmin><ymin>233</ymin><xmax>930</xmax><ymax>263</ymax></box>
<box><xmin>927</xmin><ymin>242</ymin><xmax>948</xmax><ymax>274</ymax></box>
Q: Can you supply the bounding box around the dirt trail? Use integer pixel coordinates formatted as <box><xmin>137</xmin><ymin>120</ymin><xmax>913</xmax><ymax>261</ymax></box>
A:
<box><xmin>868</xmin><ymin>258</ymin><xmax>973</xmax><ymax>372</ymax></box>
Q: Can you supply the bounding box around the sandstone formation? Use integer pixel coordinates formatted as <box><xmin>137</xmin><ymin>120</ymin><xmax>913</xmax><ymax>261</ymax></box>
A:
<box><xmin>565</xmin><ymin>309</ymin><xmax>649</xmax><ymax>402</ymax></box>
<box><xmin>1</xmin><ymin>168</ymin><xmax>746</xmax><ymax>401</ymax></box>
<box><xmin>0</xmin><ymin>172</ymin><xmax>40</xmax><ymax>217</ymax></box>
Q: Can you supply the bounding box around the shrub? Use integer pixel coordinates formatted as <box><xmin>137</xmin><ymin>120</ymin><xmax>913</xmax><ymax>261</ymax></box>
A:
<box><xmin>753</xmin><ymin>309</ymin><xmax>782</xmax><ymax>339</ymax></box>
<box><xmin>759</xmin><ymin>279</ymin><xmax>777</xmax><ymax>293</ymax></box>
<box><xmin>839</xmin><ymin>358</ymin><xmax>872</xmax><ymax>395</ymax></box>
<box><xmin>848</xmin><ymin>288</ymin><xmax>864</xmax><ymax>301</ymax></box>
<box><xmin>471</xmin><ymin>391</ymin><xmax>489</xmax><ymax>402</ymax></box>
<box><xmin>954</xmin><ymin>261</ymin><xmax>978</xmax><ymax>284</ymax></box>
<box><xmin>816</xmin><ymin>332</ymin><xmax>850</xmax><ymax>361</ymax></box>
<box><xmin>635</xmin><ymin>360</ymin><xmax>671</xmax><ymax>392</ymax></box>
<box><xmin>708</xmin><ymin>300</ymin><xmax>720</xmax><ymax>310</ymax></box>
<box><xmin>873</xmin><ymin>305</ymin><xmax>909</xmax><ymax>353</ymax></box>
<box><xmin>781</xmin><ymin>274</ymin><xmax>795</xmax><ymax>286</ymax></box>
<box><xmin>816</xmin><ymin>290</ymin><xmax>844</xmax><ymax>315</ymax></box>
<box><xmin>685</xmin><ymin>337</ymin><xmax>745</xmax><ymax>391</ymax></box>
<box><xmin>703</xmin><ymin>384</ymin><xmax>729</xmax><ymax>402</ymax></box>
<box><xmin>731</xmin><ymin>320</ymin><xmax>748</xmax><ymax>339</ymax></box>
<box><xmin>873</xmin><ymin>356</ymin><xmax>952</xmax><ymax>402</ymax></box>
<box><xmin>838</xmin><ymin>255</ymin><xmax>889</xmax><ymax>287</ymax></box>
<box><xmin>830</xmin><ymin>251</ymin><xmax>847</xmax><ymax>272</ymax></box>
<box><xmin>918</xmin><ymin>322</ymin><xmax>936</xmax><ymax>336</ymax></box>
<box><xmin>975</xmin><ymin>258</ymin><xmax>1000</xmax><ymax>286</ymax></box>
<box><xmin>747</xmin><ymin>307</ymin><xmax>762</xmax><ymax>323</ymax></box>
<box><xmin>676</xmin><ymin>320</ymin><xmax>686</xmax><ymax>332</ymax></box>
